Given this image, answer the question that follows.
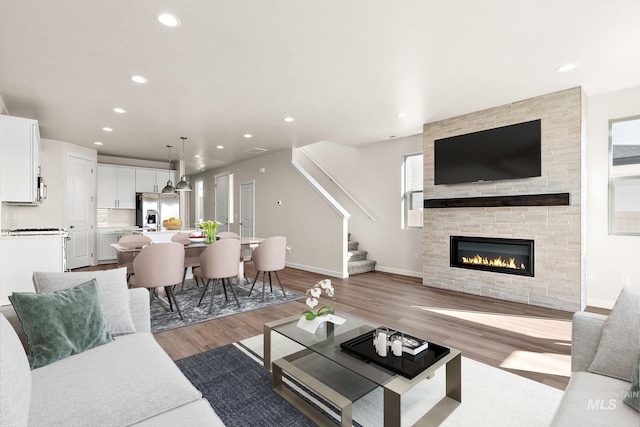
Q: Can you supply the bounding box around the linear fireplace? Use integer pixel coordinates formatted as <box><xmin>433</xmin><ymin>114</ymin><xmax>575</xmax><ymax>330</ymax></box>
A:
<box><xmin>450</xmin><ymin>236</ymin><xmax>534</xmax><ymax>277</ymax></box>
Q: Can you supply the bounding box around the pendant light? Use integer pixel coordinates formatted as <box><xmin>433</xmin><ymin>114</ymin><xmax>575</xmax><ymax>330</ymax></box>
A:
<box><xmin>175</xmin><ymin>136</ymin><xmax>193</xmax><ymax>191</ymax></box>
<box><xmin>161</xmin><ymin>145</ymin><xmax>176</xmax><ymax>193</ymax></box>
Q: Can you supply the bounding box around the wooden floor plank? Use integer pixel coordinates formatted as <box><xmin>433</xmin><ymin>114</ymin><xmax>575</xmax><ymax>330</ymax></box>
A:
<box><xmin>77</xmin><ymin>263</ymin><xmax>574</xmax><ymax>390</ymax></box>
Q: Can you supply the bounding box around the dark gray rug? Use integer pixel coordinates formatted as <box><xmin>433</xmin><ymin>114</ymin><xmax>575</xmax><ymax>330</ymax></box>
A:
<box><xmin>176</xmin><ymin>344</ymin><xmax>321</xmax><ymax>426</ymax></box>
<box><xmin>150</xmin><ymin>279</ymin><xmax>304</xmax><ymax>333</ymax></box>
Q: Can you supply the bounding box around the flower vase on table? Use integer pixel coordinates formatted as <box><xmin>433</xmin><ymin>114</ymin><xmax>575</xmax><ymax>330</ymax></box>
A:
<box><xmin>198</xmin><ymin>221</ymin><xmax>220</xmax><ymax>244</ymax></box>
<box><xmin>297</xmin><ymin>279</ymin><xmax>345</xmax><ymax>333</ymax></box>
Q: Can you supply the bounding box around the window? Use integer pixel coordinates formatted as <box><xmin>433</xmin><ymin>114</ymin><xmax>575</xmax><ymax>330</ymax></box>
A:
<box><xmin>403</xmin><ymin>153</ymin><xmax>423</xmax><ymax>228</ymax></box>
<box><xmin>194</xmin><ymin>179</ymin><xmax>204</xmax><ymax>225</ymax></box>
<box><xmin>609</xmin><ymin>116</ymin><xmax>640</xmax><ymax>235</ymax></box>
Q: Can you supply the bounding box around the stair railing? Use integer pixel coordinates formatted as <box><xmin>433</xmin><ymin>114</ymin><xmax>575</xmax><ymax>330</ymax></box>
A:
<box><xmin>297</xmin><ymin>147</ymin><xmax>377</xmax><ymax>221</ymax></box>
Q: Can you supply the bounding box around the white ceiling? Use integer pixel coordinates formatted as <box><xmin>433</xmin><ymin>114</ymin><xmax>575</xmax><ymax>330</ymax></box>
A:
<box><xmin>1</xmin><ymin>1</ymin><xmax>639</xmax><ymax>174</ymax></box>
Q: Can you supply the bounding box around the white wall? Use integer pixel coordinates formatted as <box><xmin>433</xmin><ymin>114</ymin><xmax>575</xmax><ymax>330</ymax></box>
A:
<box><xmin>586</xmin><ymin>85</ymin><xmax>640</xmax><ymax>308</ymax></box>
<box><xmin>0</xmin><ymin>95</ymin><xmax>7</xmax><ymax>115</ymax></box>
<box><xmin>191</xmin><ymin>148</ymin><xmax>348</xmax><ymax>277</ymax></box>
<box><xmin>2</xmin><ymin>139</ymin><xmax>97</xmax><ymax>229</ymax></box>
<box><xmin>303</xmin><ymin>134</ymin><xmax>424</xmax><ymax>277</ymax></box>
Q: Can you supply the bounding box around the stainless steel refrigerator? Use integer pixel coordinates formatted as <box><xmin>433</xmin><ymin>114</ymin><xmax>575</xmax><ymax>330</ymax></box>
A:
<box><xmin>135</xmin><ymin>192</ymin><xmax>180</xmax><ymax>229</ymax></box>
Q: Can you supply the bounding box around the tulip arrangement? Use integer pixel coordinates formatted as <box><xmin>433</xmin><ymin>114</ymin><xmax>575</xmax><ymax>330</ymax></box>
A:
<box><xmin>197</xmin><ymin>221</ymin><xmax>221</xmax><ymax>244</ymax></box>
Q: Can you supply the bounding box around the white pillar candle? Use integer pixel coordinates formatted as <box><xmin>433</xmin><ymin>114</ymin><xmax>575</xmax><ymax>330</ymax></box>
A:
<box><xmin>392</xmin><ymin>338</ymin><xmax>402</xmax><ymax>356</ymax></box>
<box><xmin>377</xmin><ymin>332</ymin><xmax>387</xmax><ymax>357</ymax></box>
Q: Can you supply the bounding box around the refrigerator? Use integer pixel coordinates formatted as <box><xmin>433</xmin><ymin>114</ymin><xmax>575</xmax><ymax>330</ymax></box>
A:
<box><xmin>135</xmin><ymin>192</ymin><xmax>180</xmax><ymax>229</ymax></box>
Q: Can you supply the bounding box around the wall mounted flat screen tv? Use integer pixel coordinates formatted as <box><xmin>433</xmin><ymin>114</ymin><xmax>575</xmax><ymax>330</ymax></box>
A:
<box><xmin>434</xmin><ymin>119</ymin><xmax>541</xmax><ymax>185</ymax></box>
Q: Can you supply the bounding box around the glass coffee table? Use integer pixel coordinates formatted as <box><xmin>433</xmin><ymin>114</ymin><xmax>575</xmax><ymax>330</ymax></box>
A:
<box><xmin>264</xmin><ymin>312</ymin><xmax>461</xmax><ymax>427</ymax></box>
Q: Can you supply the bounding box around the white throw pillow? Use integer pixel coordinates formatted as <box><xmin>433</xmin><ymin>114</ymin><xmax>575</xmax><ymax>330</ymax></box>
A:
<box><xmin>32</xmin><ymin>268</ymin><xmax>136</xmax><ymax>336</ymax></box>
<box><xmin>588</xmin><ymin>288</ymin><xmax>640</xmax><ymax>382</ymax></box>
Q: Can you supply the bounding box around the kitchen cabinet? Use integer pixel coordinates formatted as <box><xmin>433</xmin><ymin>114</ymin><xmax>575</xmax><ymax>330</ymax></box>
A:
<box><xmin>97</xmin><ymin>165</ymin><xmax>136</xmax><ymax>208</ymax></box>
<box><xmin>0</xmin><ymin>235</ymin><xmax>65</xmax><ymax>304</ymax></box>
<box><xmin>0</xmin><ymin>115</ymin><xmax>42</xmax><ymax>205</ymax></box>
<box><xmin>97</xmin><ymin>229</ymin><xmax>132</xmax><ymax>262</ymax></box>
<box><xmin>135</xmin><ymin>167</ymin><xmax>176</xmax><ymax>193</ymax></box>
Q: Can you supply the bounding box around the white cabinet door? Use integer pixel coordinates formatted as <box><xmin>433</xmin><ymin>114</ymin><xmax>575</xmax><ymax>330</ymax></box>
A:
<box><xmin>97</xmin><ymin>165</ymin><xmax>117</xmax><ymax>208</ymax></box>
<box><xmin>0</xmin><ymin>115</ymin><xmax>40</xmax><ymax>204</ymax></box>
<box><xmin>97</xmin><ymin>233</ymin><xmax>120</xmax><ymax>262</ymax></box>
<box><xmin>135</xmin><ymin>168</ymin><xmax>157</xmax><ymax>193</ymax></box>
<box><xmin>116</xmin><ymin>167</ymin><xmax>136</xmax><ymax>208</ymax></box>
<box><xmin>97</xmin><ymin>164</ymin><xmax>135</xmax><ymax>208</ymax></box>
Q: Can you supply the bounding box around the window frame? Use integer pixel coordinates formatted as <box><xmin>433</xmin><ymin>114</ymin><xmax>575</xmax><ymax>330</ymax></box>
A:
<box><xmin>608</xmin><ymin>114</ymin><xmax>640</xmax><ymax>236</ymax></box>
<box><xmin>403</xmin><ymin>152</ymin><xmax>424</xmax><ymax>229</ymax></box>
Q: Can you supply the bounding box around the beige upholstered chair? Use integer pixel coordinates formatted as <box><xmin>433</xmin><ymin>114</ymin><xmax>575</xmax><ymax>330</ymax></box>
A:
<box><xmin>170</xmin><ymin>232</ymin><xmax>202</xmax><ymax>293</ymax></box>
<box><xmin>216</xmin><ymin>231</ymin><xmax>252</xmax><ymax>283</ymax></box>
<box><xmin>129</xmin><ymin>242</ymin><xmax>185</xmax><ymax>319</ymax></box>
<box><xmin>217</xmin><ymin>231</ymin><xmax>240</xmax><ymax>239</ymax></box>
<box><xmin>249</xmin><ymin>236</ymin><xmax>287</xmax><ymax>301</ymax></box>
<box><xmin>116</xmin><ymin>234</ymin><xmax>152</xmax><ymax>283</ymax></box>
<box><xmin>192</xmin><ymin>239</ymin><xmax>241</xmax><ymax>314</ymax></box>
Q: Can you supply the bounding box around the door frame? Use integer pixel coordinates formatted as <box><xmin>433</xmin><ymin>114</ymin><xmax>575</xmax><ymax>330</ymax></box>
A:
<box><xmin>214</xmin><ymin>172</ymin><xmax>233</xmax><ymax>232</ymax></box>
<box><xmin>239</xmin><ymin>180</ymin><xmax>255</xmax><ymax>238</ymax></box>
<box><xmin>66</xmin><ymin>152</ymin><xmax>96</xmax><ymax>268</ymax></box>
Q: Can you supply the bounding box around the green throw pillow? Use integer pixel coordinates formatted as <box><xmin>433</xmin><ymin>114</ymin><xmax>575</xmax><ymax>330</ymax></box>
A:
<box><xmin>9</xmin><ymin>279</ymin><xmax>113</xmax><ymax>369</ymax></box>
<box><xmin>624</xmin><ymin>355</ymin><xmax>640</xmax><ymax>412</ymax></box>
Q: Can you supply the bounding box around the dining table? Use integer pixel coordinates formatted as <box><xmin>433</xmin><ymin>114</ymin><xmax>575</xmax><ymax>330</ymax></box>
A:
<box><xmin>111</xmin><ymin>236</ymin><xmax>264</xmax><ymax>280</ymax></box>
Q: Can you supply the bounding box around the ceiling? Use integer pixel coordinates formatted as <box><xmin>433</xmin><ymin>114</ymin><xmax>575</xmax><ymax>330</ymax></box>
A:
<box><xmin>1</xmin><ymin>1</ymin><xmax>639</xmax><ymax>174</ymax></box>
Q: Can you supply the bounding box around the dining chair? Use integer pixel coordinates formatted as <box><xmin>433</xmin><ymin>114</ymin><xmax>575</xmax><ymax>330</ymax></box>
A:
<box><xmin>116</xmin><ymin>234</ymin><xmax>152</xmax><ymax>284</ymax></box>
<box><xmin>129</xmin><ymin>242</ymin><xmax>185</xmax><ymax>319</ymax></box>
<box><xmin>216</xmin><ymin>231</ymin><xmax>252</xmax><ymax>283</ymax></box>
<box><xmin>170</xmin><ymin>232</ymin><xmax>202</xmax><ymax>293</ymax></box>
<box><xmin>192</xmin><ymin>238</ymin><xmax>242</xmax><ymax>314</ymax></box>
<box><xmin>217</xmin><ymin>231</ymin><xmax>240</xmax><ymax>239</ymax></box>
<box><xmin>249</xmin><ymin>236</ymin><xmax>287</xmax><ymax>301</ymax></box>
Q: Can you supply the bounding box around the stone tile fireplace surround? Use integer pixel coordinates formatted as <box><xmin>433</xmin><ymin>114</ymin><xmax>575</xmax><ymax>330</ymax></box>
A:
<box><xmin>423</xmin><ymin>87</ymin><xmax>585</xmax><ymax>311</ymax></box>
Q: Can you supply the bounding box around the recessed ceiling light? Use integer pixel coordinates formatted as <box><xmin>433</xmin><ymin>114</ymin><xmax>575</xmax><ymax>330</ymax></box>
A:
<box><xmin>194</xmin><ymin>154</ymin><xmax>201</xmax><ymax>158</ymax></box>
<box><xmin>103</xmin><ymin>127</ymin><xmax>113</xmax><ymax>132</ymax></box>
<box><xmin>129</xmin><ymin>75</ymin><xmax>148</xmax><ymax>84</ymax></box>
<box><xmin>556</xmin><ymin>63</ymin><xmax>578</xmax><ymax>73</ymax></box>
<box><xmin>94</xmin><ymin>141</ymin><xmax>103</xmax><ymax>145</ymax></box>
<box><xmin>283</xmin><ymin>117</ymin><xmax>295</xmax><ymax>122</ymax></box>
<box><xmin>383</xmin><ymin>135</ymin><xmax>397</xmax><ymax>140</ymax></box>
<box><xmin>113</xmin><ymin>107</ymin><xmax>126</xmax><ymax>114</ymax></box>
<box><xmin>244</xmin><ymin>134</ymin><xmax>253</xmax><ymax>138</ymax></box>
<box><xmin>156</xmin><ymin>13</ymin><xmax>181</xmax><ymax>27</ymax></box>
<box><xmin>396</xmin><ymin>113</ymin><xmax>408</xmax><ymax>118</ymax></box>
<box><xmin>216</xmin><ymin>145</ymin><xmax>224</xmax><ymax>149</ymax></box>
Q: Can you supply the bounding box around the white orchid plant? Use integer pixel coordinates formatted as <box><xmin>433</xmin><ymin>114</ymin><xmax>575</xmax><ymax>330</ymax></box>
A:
<box><xmin>301</xmin><ymin>279</ymin><xmax>335</xmax><ymax>320</ymax></box>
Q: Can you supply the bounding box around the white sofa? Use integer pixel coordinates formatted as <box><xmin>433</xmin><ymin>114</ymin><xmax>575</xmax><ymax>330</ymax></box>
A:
<box><xmin>0</xmin><ymin>269</ymin><xmax>225</xmax><ymax>426</ymax></box>
<box><xmin>551</xmin><ymin>288</ymin><xmax>639</xmax><ymax>426</ymax></box>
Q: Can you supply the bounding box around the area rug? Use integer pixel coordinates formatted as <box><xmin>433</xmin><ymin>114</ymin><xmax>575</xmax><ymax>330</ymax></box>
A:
<box><xmin>150</xmin><ymin>279</ymin><xmax>304</xmax><ymax>333</ymax></box>
<box><xmin>175</xmin><ymin>333</ymin><xmax>563</xmax><ymax>426</ymax></box>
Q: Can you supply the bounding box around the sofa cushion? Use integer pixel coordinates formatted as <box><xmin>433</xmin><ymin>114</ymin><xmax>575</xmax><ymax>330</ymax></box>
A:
<box><xmin>132</xmin><ymin>399</ymin><xmax>225</xmax><ymax>426</ymax></box>
<box><xmin>33</xmin><ymin>268</ymin><xmax>135</xmax><ymax>336</ymax></box>
<box><xmin>551</xmin><ymin>372</ymin><xmax>638</xmax><ymax>426</ymax></box>
<box><xmin>588</xmin><ymin>288</ymin><xmax>640</xmax><ymax>382</ymax></box>
<box><xmin>624</xmin><ymin>355</ymin><xmax>639</xmax><ymax>412</ymax></box>
<box><xmin>9</xmin><ymin>279</ymin><xmax>114</xmax><ymax>369</ymax></box>
<box><xmin>29</xmin><ymin>333</ymin><xmax>204</xmax><ymax>426</ymax></box>
<box><xmin>0</xmin><ymin>314</ymin><xmax>31</xmax><ymax>427</ymax></box>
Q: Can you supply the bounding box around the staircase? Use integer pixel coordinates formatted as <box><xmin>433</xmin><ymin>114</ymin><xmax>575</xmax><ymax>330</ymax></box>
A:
<box><xmin>348</xmin><ymin>239</ymin><xmax>377</xmax><ymax>275</ymax></box>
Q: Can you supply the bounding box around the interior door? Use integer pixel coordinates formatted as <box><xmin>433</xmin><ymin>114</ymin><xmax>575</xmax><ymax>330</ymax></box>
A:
<box><xmin>239</xmin><ymin>181</ymin><xmax>254</xmax><ymax>238</ymax></box>
<box><xmin>66</xmin><ymin>154</ymin><xmax>95</xmax><ymax>269</ymax></box>
<box><xmin>215</xmin><ymin>173</ymin><xmax>230</xmax><ymax>232</ymax></box>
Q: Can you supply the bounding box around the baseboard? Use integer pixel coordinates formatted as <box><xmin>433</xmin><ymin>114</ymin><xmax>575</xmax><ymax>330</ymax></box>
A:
<box><xmin>586</xmin><ymin>297</ymin><xmax>615</xmax><ymax>310</ymax></box>
<box><xmin>374</xmin><ymin>265</ymin><xmax>423</xmax><ymax>278</ymax></box>
<box><xmin>285</xmin><ymin>262</ymin><xmax>348</xmax><ymax>279</ymax></box>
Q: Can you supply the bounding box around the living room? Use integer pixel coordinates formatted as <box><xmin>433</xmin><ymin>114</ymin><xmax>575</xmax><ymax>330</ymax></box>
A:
<box><xmin>1</xmin><ymin>2</ymin><xmax>639</xmax><ymax>426</ymax></box>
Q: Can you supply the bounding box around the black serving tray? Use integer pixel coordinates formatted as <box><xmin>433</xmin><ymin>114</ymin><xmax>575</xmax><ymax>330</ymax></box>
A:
<box><xmin>339</xmin><ymin>328</ymin><xmax>450</xmax><ymax>379</ymax></box>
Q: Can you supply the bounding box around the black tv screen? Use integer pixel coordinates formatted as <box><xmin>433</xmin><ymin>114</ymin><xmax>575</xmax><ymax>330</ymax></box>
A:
<box><xmin>434</xmin><ymin>119</ymin><xmax>541</xmax><ymax>185</ymax></box>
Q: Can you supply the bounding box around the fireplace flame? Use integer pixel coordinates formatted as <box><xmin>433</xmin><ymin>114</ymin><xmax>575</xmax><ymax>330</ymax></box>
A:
<box><xmin>461</xmin><ymin>255</ymin><xmax>526</xmax><ymax>270</ymax></box>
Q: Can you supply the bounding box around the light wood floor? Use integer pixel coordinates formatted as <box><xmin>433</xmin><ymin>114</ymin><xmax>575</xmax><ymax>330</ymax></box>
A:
<box><xmin>82</xmin><ymin>263</ymin><xmax>576</xmax><ymax>390</ymax></box>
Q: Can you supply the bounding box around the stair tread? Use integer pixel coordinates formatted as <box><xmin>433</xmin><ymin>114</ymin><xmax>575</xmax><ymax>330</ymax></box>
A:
<box><xmin>348</xmin><ymin>259</ymin><xmax>376</xmax><ymax>266</ymax></box>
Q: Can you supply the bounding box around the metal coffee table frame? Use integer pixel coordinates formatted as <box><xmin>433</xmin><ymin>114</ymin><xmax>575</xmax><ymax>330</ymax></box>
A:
<box><xmin>264</xmin><ymin>314</ymin><xmax>462</xmax><ymax>427</ymax></box>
